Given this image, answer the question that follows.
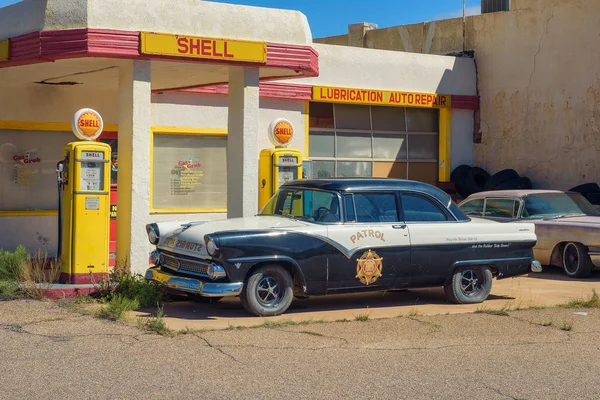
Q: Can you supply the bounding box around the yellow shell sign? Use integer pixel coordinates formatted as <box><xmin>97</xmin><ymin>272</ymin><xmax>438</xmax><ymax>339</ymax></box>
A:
<box><xmin>72</xmin><ymin>108</ymin><xmax>104</xmax><ymax>141</ymax></box>
<box><xmin>268</xmin><ymin>118</ymin><xmax>294</xmax><ymax>147</ymax></box>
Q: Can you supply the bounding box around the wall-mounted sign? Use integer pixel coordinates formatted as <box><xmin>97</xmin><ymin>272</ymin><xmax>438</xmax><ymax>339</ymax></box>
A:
<box><xmin>72</xmin><ymin>108</ymin><xmax>104</xmax><ymax>141</ymax></box>
<box><xmin>312</xmin><ymin>86</ymin><xmax>452</xmax><ymax>109</ymax></box>
<box><xmin>0</xmin><ymin>39</ymin><xmax>9</xmax><ymax>62</ymax></box>
<box><xmin>140</xmin><ymin>32</ymin><xmax>267</xmax><ymax>64</ymax></box>
<box><xmin>268</xmin><ymin>118</ymin><xmax>294</xmax><ymax>147</ymax></box>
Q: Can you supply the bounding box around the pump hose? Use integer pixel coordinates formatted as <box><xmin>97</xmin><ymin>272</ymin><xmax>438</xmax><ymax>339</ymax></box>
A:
<box><xmin>56</xmin><ymin>161</ymin><xmax>62</xmax><ymax>261</ymax></box>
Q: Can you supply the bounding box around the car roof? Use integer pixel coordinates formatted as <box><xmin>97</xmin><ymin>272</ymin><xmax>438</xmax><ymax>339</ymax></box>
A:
<box><xmin>281</xmin><ymin>178</ymin><xmax>451</xmax><ymax>204</ymax></box>
<box><xmin>465</xmin><ymin>189</ymin><xmax>566</xmax><ymax>199</ymax></box>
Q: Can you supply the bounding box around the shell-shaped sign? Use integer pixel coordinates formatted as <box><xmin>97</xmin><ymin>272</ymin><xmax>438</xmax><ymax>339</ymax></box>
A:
<box><xmin>268</xmin><ymin>118</ymin><xmax>294</xmax><ymax>147</ymax></box>
<box><xmin>72</xmin><ymin>108</ymin><xmax>104</xmax><ymax>141</ymax></box>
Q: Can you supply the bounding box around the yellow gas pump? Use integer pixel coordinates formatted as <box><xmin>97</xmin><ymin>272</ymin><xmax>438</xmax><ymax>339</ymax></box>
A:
<box><xmin>258</xmin><ymin>118</ymin><xmax>303</xmax><ymax>210</ymax></box>
<box><xmin>57</xmin><ymin>109</ymin><xmax>111</xmax><ymax>284</ymax></box>
<box><xmin>259</xmin><ymin>148</ymin><xmax>303</xmax><ymax>208</ymax></box>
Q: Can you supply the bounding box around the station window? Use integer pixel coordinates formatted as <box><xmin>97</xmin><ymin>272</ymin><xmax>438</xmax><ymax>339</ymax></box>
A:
<box><xmin>151</xmin><ymin>133</ymin><xmax>227</xmax><ymax>212</ymax></box>
<box><xmin>308</xmin><ymin>103</ymin><xmax>439</xmax><ymax>184</ymax></box>
<box><xmin>0</xmin><ymin>130</ymin><xmax>73</xmax><ymax>211</ymax></box>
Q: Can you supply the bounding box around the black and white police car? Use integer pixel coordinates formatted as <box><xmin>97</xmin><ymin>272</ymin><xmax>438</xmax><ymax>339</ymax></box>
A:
<box><xmin>145</xmin><ymin>178</ymin><xmax>541</xmax><ymax>317</ymax></box>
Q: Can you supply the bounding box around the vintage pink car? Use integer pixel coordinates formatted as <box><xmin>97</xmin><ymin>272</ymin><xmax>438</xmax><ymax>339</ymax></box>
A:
<box><xmin>458</xmin><ymin>190</ymin><xmax>600</xmax><ymax>278</ymax></box>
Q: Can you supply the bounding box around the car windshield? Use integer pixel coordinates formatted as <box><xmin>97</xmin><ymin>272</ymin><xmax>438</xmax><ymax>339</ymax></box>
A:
<box><xmin>521</xmin><ymin>193</ymin><xmax>600</xmax><ymax>219</ymax></box>
<box><xmin>259</xmin><ymin>188</ymin><xmax>340</xmax><ymax>223</ymax></box>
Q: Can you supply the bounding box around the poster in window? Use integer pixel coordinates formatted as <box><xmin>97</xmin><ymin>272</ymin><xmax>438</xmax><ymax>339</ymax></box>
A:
<box><xmin>152</xmin><ymin>135</ymin><xmax>227</xmax><ymax>210</ymax></box>
<box><xmin>0</xmin><ymin>131</ymin><xmax>74</xmax><ymax>211</ymax></box>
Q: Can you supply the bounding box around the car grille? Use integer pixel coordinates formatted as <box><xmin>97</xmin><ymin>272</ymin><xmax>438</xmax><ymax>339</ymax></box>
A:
<box><xmin>159</xmin><ymin>252</ymin><xmax>210</xmax><ymax>279</ymax></box>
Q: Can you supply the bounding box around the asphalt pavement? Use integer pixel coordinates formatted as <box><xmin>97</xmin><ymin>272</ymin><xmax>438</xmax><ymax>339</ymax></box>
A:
<box><xmin>2</xmin><ymin>292</ymin><xmax>600</xmax><ymax>400</ymax></box>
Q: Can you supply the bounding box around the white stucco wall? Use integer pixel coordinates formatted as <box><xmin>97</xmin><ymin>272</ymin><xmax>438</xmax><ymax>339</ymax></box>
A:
<box><xmin>290</xmin><ymin>43</ymin><xmax>477</xmax><ymax>96</ymax></box>
<box><xmin>152</xmin><ymin>92</ymin><xmax>306</xmax><ymax>154</ymax></box>
<box><xmin>0</xmin><ymin>0</ymin><xmax>312</xmax><ymax>45</ymax></box>
<box><xmin>0</xmin><ymin>84</ymin><xmax>118</xmax><ymax>124</ymax></box>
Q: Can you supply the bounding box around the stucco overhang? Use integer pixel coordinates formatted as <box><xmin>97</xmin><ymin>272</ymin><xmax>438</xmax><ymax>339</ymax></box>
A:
<box><xmin>162</xmin><ymin>43</ymin><xmax>480</xmax><ymax>109</ymax></box>
<box><xmin>0</xmin><ymin>0</ymin><xmax>319</xmax><ymax>90</ymax></box>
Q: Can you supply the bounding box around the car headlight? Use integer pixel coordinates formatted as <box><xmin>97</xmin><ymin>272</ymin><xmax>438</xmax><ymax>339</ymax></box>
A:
<box><xmin>205</xmin><ymin>236</ymin><xmax>218</xmax><ymax>256</ymax></box>
<box><xmin>206</xmin><ymin>263</ymin><xmax>226</xmax><ymax>280</ymax></box>
<box><xmin>149</xmin><ymin>250</ymin><xmax>160</xmax><ymax>266</ymax></box>
<box><xmin>146</xmin><ymin>223</ymin><xmax>159</xmax><ymax>245</ymax></box>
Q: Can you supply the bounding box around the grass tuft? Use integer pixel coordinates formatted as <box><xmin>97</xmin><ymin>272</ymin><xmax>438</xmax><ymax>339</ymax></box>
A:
<box><xmin>138</xmin><ymin>305</ymin><xmax>172</xmax><ymax>336</ymax></box>
<box><xmin>354</xmin><ymin>313</ymin><xmax>370</xmax><ymax>322</ymax></box>
<box><xmin>335</xmin><ymin>318</ymin><xmax>351</xmax><ymax>323</ymax></box>
<box><xmin>406</xmin><ymin>309</ymin><xmax>420</xmax><ymax>317</ymax></box>
<box><xmin>559</xmin><ymin>290</ymin><xmax>600</xmax><ymax>309</ymax></box>
<box><xmin>97</xmin><ymin>295</ymin><xmax>140</xmax><ymax>321</ymax></box>
<box><xmin>560</xmin><ymin>321</ymin><xmax>573</xmax><ymax>331</ymax></box>
<box><xmin>0</xmin><ymin>280</ymin><xmax>20</xmax><ymax>300</ymax></box>
<box><xmin>475</xmin><ymin>307</ymin><xmax>510</xmax><ymax>317</ymax></box>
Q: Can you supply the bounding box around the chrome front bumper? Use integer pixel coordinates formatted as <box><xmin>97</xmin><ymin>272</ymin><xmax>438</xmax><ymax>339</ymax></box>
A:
<box><xmin>145</xmin><ymin>267</ymin><xmax>243</xmax><ymax>297</ymax></box>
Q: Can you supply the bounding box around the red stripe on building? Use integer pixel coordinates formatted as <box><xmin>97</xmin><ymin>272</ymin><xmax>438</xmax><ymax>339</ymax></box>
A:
<box><xmin>450</xmin><ymin>95</ymin><xmax>480</xmax><ymax>110</ymax></box>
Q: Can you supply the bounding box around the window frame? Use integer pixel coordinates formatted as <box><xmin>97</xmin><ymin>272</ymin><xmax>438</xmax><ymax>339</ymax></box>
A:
<box><xmin>458</xmin><ymin>198</ymin><xmax>485</xmax><ymax>217</ymax></box>
<box><xmin>399</xmin><ymin>191</ymin><xmax>456</xmax><ymax>224</ymax></box>
<box><xmin>343</xmin><ymin>190</ymin><xmax>401</xmax><ymax>225</ymax></box>
<box><xmin>482</xmin><ymin>197</ymin><xmax>521</xmax><ymax>219</ymax></box>
<box><xmin>150</xmin><ymin>127</ymin><xmax>228</xmax><ymax>214</ymax></box>
<box><xmin>264</xmin><ymin>186</ymin><xmax>343</xmax><ymax>226</ymax></box>
<box><xmin>308</xmin><ymin>103</ymin><xmax>439</xmax><ymax>179</ymax></box>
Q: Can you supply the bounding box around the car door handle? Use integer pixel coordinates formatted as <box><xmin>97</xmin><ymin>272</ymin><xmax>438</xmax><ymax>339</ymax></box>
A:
<box><xmin>392</xmin><ymin>224</ymin><xmax>407</xmax><ymax>229</ymax></box>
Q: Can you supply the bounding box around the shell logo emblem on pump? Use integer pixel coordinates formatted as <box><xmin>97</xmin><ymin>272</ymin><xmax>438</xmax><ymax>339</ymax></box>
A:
<box><xmin>72</xmin><ymin>108</ymin><xmax>104</xmax><ymax>141</ymax></box>
<box><xmin>268</xmin><ymin>118</ymin><xmax>294</xmax><ymax>147</ymax></box>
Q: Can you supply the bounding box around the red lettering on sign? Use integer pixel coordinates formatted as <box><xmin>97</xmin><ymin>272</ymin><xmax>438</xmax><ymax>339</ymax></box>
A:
<box><xmin>440</xmin><ymin>96</ymin><xmax>447</xmax><ymax>106</ymax></box>
<box><xmin>224</xmin><ymin>42</ymin><xmax>234</xmax><ymax>58</ymax></box>
<box><xmin>341</xmin><ymin>90</ymin><xmax>347</xmax><ymax>101</ymax></box>
<box><xmin>201</xmin><ymin>39</ymin><xmax>211</xmax><ymax>56</ymax></box>
<box><xmin>177</xmin><ymin>37</ymin><xmax>189</xmax><ymax>54</ymax></box>
<box><xmin>189</xmin><ymin>38</ymin><xmax>201</xmax><ymax>54</ymax></box>
<box><xmin>407</xmin><ymin>93</ymin><xmax>414</xmax><ymax>104</ymax></box>
<box><xmin>415</xmin><ymin>94</ymin><xmax>421</xmax><ymax>105</ymax></box>
<box><xmin>212</xmin><ymin>40</ymin><xmax>223</xmax><ymax>57</ymax></box>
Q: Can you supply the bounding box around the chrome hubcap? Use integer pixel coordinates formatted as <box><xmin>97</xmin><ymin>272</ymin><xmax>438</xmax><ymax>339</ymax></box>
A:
<box><xmin>460</xmin><ymin>269</ymin><xmax>483</xmax><ymax>297</ymax></box>
<box><xmin>256</xmin><ymin>277</ymin><xmax>281</xmax><ymax>307</ymax></box>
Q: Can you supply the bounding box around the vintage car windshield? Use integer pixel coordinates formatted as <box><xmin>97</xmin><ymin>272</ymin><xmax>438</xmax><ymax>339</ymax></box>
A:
<box><xmin>259</xmin><ymin>188</ymin><xmax>341</xmax><ymax>223</ymax></box>
<box><xmin>522</xmin><ymin>193</ymin><xmax>600</xmax><ymax>219</ymax></box>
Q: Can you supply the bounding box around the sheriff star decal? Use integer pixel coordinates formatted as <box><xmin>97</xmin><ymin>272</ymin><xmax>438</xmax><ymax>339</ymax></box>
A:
<box><xmin>356</xmin><ymin>249</ymin><xmax>383</xmax><ymax>285</ymax></box>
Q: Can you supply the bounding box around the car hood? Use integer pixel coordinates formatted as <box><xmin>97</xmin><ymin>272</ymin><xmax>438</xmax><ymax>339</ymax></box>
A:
<box><xmin>155</xmin><ymin>216</ymin><xmax>312</xmax><ymax>258</ymax></box>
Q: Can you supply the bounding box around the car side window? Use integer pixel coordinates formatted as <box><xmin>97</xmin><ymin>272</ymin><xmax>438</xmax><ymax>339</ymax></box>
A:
<box><xmin>350</xmin><ymin>193</ymin><xmax>399</xmax><ymax>223</ymax></box>
<box><xmin>460</xmin><ymin>199</ymin><xmax>484</xmax><ymax>217</ymax></box>
<box><xmin>484</xmin><ymin>198</ymin><xmax>519</xmax><ymax>218</ymax></box>
<box><xmin>401</xmin><ymin>193</ymin><xmax>448</xmax><ymax>222</ymax></box>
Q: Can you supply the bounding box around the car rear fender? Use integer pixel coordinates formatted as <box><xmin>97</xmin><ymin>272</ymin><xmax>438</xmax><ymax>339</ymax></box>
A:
<box><xmin>448</xmin><ymin>257</ymin><xmax>533</xmax><ymax>281</ymax></box>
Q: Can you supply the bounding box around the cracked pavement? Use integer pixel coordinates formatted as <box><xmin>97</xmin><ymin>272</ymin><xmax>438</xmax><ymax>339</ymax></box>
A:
<box><xmin>1</xmin><ymin>299</ymin><xmax>600</xmax><ymax>399</ymax></box>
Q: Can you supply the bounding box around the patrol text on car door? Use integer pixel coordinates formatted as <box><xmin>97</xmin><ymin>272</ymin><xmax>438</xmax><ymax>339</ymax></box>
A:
<box><xmin>326</xmin><ymin>191</ymin><xmax>411</xmax><ymax>291</ymax></box>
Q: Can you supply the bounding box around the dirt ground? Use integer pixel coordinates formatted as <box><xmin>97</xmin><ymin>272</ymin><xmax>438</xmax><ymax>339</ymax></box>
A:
<box><xmin>1</xmin><ymin>295</ymin><xmax>600</xmax><ymax>399</ymax></box>
<box><xmin>135</xmin><ymin>268</ymin><xmax>600</xmax><ymax>330</ymax></box>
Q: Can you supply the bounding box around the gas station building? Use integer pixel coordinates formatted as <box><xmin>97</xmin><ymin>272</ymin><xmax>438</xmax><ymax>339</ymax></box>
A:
<box><xmin>0</xmin><ymin>0</ymin><xmax>479</xmax><ymax>275</ymax></box>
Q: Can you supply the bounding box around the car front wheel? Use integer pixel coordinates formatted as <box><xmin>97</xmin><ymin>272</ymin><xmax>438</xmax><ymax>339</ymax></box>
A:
<box><xmin>562</xmin><ymin>242</ymin><xmax>592</xmax><ymax>279</ymax></box>
<box><xmin>445</xmin><ymin>265</ymin><xmax>493</xmax><ymax>304</ymax></box>
<box><xmin>241</xmin><ymin>265</ymin><xmax>294</xmax><ymax>317</ymax></box>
